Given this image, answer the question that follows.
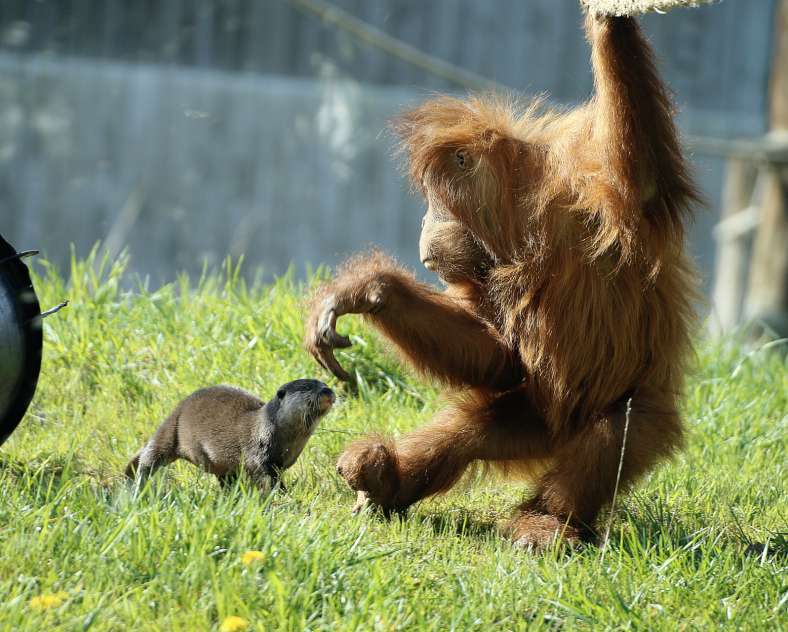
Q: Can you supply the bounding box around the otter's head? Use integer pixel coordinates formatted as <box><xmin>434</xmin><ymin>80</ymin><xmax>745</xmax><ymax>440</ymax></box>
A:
<box><xmin>267</xmin><ymin>379</ymin><xmax>335</xmax><ymax>431</ymax></box>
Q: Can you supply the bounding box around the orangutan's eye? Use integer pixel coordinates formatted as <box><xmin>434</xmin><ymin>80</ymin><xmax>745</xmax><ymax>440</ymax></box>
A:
<box><xmin>455</xmin><ymin>149</ymin><xmax>469</xmax><ymax>170</ymax></box>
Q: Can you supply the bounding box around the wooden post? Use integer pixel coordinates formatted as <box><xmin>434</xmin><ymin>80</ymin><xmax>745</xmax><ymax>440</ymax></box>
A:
<box><xmin>744</xmin><ymin>0</ymin><xmax>788</xmax><ymax>335</ymax></box>
<box><xmin>710</xmin><ymin>160</ymin><xmax>758</xmax><ymax>333</ymax></box>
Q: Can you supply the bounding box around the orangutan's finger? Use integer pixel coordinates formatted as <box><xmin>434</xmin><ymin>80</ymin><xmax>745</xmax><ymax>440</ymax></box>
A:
<box><xmin>319</xmin><ymin>307</ymin><xmax>352</xmax><ymax>348</ymax></box>
<box><xmin>311</xmin><ymin>349</ymin><xmax>331</xmax><ymax>374</ymax></box>
<box><xmin>351</xmin><ymin>490</ymin><xmax>369</xmax><ymax>514</ymax></box>
<box><xmin>328</xmin><ymin>330</ymin><xmax>352</xmax><ymax>348</ymax></box>
<box><xmin>318</xmin><ymin>346</ymin><xmax>351</xmax><ymax>382</ymax></box>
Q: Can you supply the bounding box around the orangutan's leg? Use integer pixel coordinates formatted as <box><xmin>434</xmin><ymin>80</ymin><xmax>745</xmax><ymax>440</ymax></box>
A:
<box><xmin>336</xmin><ymin>388</ymin><xmax>552</xmax><ymax>514</ymax></box>
<box><xmin>506</xmin><ymin>392</ymin><xmax>683</xmax><ymax>550</ymax></box>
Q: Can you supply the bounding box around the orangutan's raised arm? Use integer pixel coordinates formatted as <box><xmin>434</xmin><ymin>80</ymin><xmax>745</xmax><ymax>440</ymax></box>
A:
<box><xmin>305</xmin><ymin>253</ymin><xmax>520</xmax><ymax>389</ymax></box>
<box><xmin>586</xmin><ymin>12</ymin><xmax>695</xmax><ymax>215</ymax></box>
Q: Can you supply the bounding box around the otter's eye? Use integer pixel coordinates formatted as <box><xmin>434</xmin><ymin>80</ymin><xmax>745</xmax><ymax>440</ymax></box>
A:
<box><xmin>455</xmin><ymin>149</ymin><xmax>469</xmax><ymax>170</ymax></box>
<box><xmin>277</xmin><ymin>389</ymin><xmax>286</xmax><ymax>400</ymax></box>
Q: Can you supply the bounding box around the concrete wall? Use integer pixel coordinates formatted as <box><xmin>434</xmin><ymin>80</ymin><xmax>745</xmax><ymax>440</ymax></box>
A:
<box><xmin>0</xmin><ymin>54</ymin><xmax>428</xmax><ymax>281</ymax></box>
<box><xmin>0</xmin><ymin>0</ymin><xmax>778</xmax><ymax>291</ymax></box>
<box><xmin>0</xmin><ymin>0</ymin><xmax>776</xmax><ymax>137</ymax></box>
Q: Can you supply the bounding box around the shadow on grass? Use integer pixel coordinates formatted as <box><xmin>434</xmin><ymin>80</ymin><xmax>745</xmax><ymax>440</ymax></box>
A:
<box><xmin>417</xmin><ymin>509</ymin><xmax>501</xmax><ymax>540</ymax></box>
<box><xmin>353</xmin><ymin>492</ymin><xmax>788</xmax><ymax>562</ymax></box>
<box><xmin>599</xmin><ymin>497</ymin><xmax>788</xmax><ymax>563</ymax></box>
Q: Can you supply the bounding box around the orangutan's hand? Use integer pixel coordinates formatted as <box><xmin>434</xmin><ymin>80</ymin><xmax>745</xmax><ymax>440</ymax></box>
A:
<box><xmin>305</xmin><ymin>276</ymin><xmax>390</xmax><ymax>381</ymax></box>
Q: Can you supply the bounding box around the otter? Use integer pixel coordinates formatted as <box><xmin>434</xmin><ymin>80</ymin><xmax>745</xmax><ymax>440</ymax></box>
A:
<box><xmin>125</xmin><ymin>379</ymin><xmax>335</xmax><ymax>491</ymax></box>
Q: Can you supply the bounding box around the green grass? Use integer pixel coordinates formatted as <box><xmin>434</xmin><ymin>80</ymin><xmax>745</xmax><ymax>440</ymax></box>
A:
<box><xmin>1</xmin><ymin>249</ymin><xmax>786</xmax><ymax>631</ymax></box>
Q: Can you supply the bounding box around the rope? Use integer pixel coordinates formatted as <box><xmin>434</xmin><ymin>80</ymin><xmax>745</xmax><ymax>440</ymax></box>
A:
<box><xmin>284</xmin><ymin>0</ymin><xmax>504</xmax><ymax>93</ymax></box>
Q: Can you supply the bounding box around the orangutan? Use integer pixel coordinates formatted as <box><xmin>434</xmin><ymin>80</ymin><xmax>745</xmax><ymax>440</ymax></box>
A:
<box><xmin>306</xmin><ymin>8</ymin><xmax>699</xmax><ymax>549</ymax></box>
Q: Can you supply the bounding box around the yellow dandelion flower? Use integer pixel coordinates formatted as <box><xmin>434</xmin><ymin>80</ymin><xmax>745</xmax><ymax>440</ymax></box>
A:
<box><xmin>29</xmin><ymin>591</ymin><xmax>68</xmax><ymax>611</ymax></box>
<box><xmin>220</xmin><ymin>615</ymin><xmax>249</xmax><ymax>632</ymax></box>
<box><xmin>241</xmin><ymin>550</ymin><xmax>265</xmax><ymax>566</ymax></box>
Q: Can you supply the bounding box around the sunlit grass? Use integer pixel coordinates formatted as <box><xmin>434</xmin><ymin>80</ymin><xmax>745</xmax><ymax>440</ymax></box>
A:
<box><xmin>1</xmin><ymin>249</ymin><xmax>785</xmax><ymax>630</ymax></box>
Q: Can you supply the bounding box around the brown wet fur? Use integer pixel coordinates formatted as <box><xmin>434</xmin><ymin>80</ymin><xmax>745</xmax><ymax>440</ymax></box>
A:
<box><xmin>125</xmin><ymin>383</ymin><xmax>332</xmax><ymax>491</ymax></box>
<box><xmin>307</xmin><ymin>11</ymin><xmax>698</xmax><ymax>551</ymax></box>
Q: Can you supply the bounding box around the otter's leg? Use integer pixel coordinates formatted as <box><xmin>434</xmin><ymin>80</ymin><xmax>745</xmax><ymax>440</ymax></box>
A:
<box><xmin>506</xmin><ymin>391</ymin><xmax>684</xmax><ymax>550</ymax></box>
<box><xmin>217</xmin><ymin>472</ymin><xmax>239</xmax><ymax>490</ymax></box>
<box><xmin>336</xmin><ymin>388</ymin><xmax>551</xmax><ymax>514</ymax></box>
<box><xmin>271</xmin><ymin>469</ymin><xmax>287</xmax><ymax>494</ymax></box>
<box><xmin>244</xmin><ymin>465</ymin><xmax>286</xmax><ymax>495</ymax></box>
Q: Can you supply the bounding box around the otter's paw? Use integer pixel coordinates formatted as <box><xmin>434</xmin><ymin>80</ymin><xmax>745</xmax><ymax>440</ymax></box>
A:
<box><xmin>336</xmin><ymin>439</ymin><xmax>400</xmax><ymax>512</ymax></box>
<box><xmin>503</xmin><ymin>510</ymin><xmax>585</xmax><ymax>553</ymax></box>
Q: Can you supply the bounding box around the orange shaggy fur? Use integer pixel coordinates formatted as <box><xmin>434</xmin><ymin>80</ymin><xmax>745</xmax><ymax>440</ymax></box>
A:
<box><xmin>306</xmin><ymin>12</ymin><xmax>700</xmax><ymax>549</ymax></box>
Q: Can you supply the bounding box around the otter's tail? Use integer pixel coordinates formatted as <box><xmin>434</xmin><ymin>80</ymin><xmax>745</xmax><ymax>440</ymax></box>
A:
<box><xmin>125</xmin><ymin>448</ymin><xmax>144</xmax><ymax>479</ymax></box>
<box><xmin>125</xmin><ymin>411</ymin><xmax>180</xmax><ymax>481</ymax></box>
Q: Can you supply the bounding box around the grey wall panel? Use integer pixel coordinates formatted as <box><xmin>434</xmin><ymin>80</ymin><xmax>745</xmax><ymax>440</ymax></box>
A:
<box><xmin>0</xmin><ymin>0</ymin><xmax>776</xmax><ymax>137</ymax></box>
<box><xmin>1</xmin><ymin>53</ymin><xmax>722</xmax><ymax>294</ymax></box>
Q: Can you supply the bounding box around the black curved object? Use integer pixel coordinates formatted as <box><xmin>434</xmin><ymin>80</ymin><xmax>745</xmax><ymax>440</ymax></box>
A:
<box><xmin>0</xmin><ymin>233</ymin><xmax>42</xmax><ymax>446</ymax></box>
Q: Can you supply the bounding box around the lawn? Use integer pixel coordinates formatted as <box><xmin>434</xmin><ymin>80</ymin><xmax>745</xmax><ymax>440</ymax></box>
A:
<box><xmin>1</xmin><ymin>250</ymin><xmax>786</xmax><ymax>631</ymax></box>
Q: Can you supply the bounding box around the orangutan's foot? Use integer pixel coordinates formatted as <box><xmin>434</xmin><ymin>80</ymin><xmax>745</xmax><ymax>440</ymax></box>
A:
<box><xmin>503</xmin><ymin>509</ymin><xmax>586</xmax><ymax>552</ymax></box>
